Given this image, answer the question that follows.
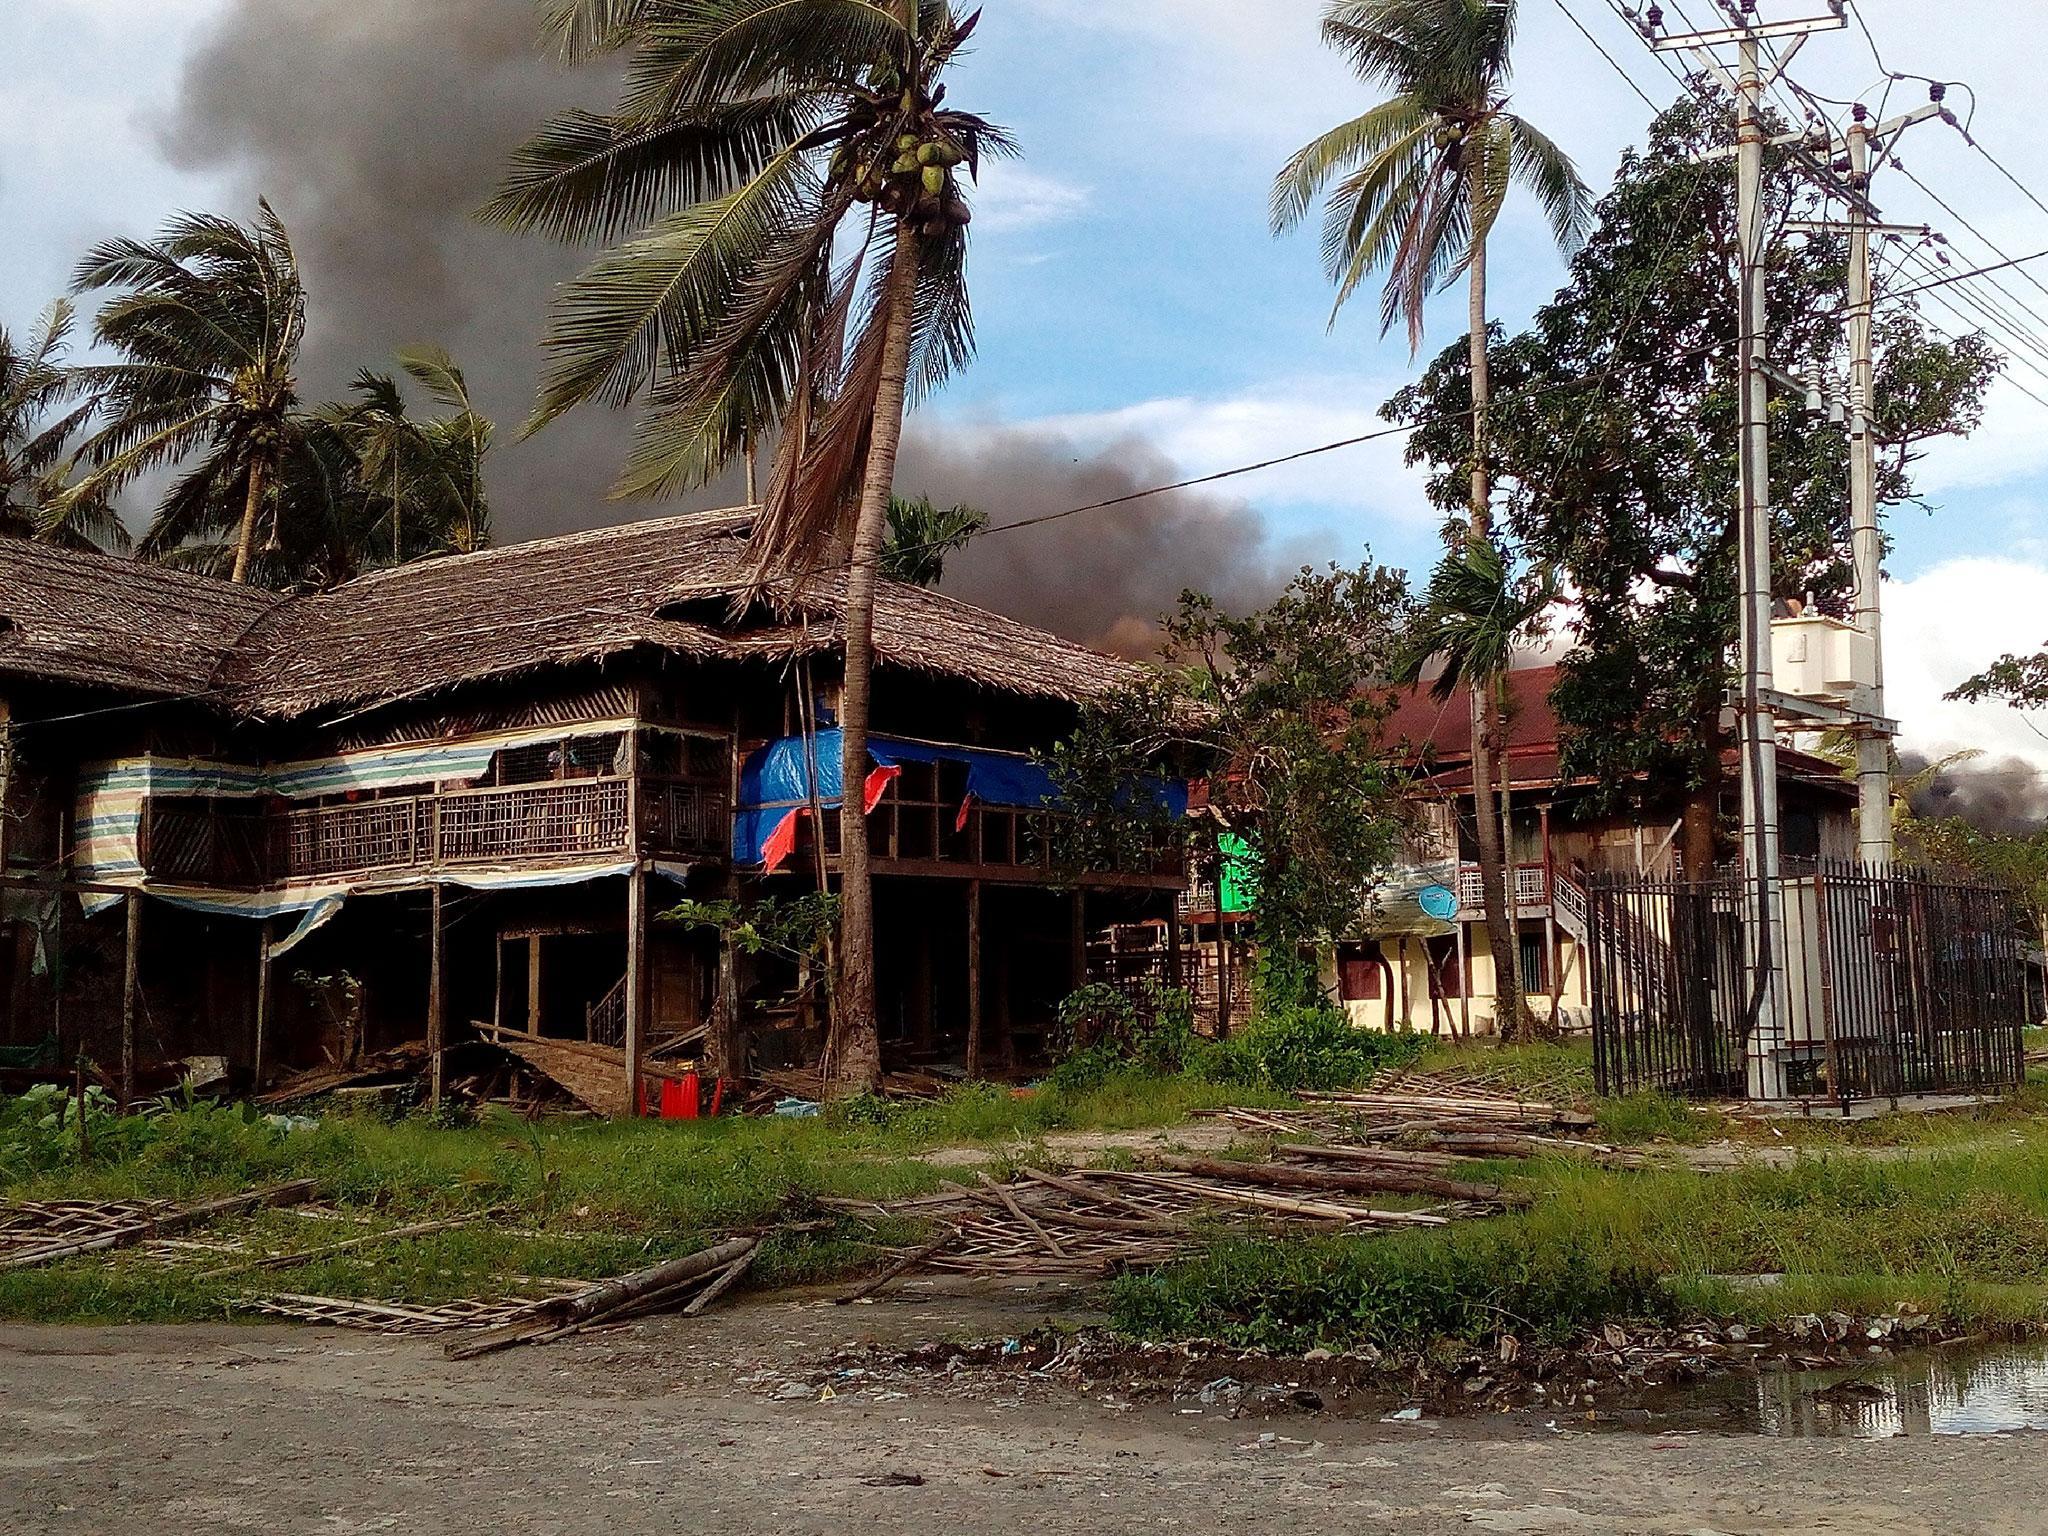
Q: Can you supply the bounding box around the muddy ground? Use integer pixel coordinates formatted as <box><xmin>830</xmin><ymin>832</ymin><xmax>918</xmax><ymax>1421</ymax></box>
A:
<box><xmin>1</xmin><ymin>1280</ymin><xmax>2040</xmax><ymax>1536</ymax></box>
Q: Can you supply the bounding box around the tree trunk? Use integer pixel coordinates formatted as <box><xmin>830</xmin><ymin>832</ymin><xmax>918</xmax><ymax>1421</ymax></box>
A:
<box><xmin>1682</xmin><ymin>694</ymin><xmax>1727</xmax><ymax>880</ymax></box>
<box><xmin>229</xmin><ymin>455</ymin><xmax>268</xmax><ymax>585</ymax></box>
<box><xmin>1462</xmin><ymin>189</ymin><xmax>1522</xmax><ymax>1043</ymax></box>
<box><xmin>1494</xmin><ymin>674</ymin><xmax>1539</xmax><ymax>1040</ymax></box>
<box><xmin>831</xmin><ymin>220</ymin><xmax>922</xmax><ymax>1098</ymax></box>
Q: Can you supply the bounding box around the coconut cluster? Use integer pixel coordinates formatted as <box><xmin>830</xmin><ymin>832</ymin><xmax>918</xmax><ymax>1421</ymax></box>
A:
<box><xmin>839</xmin><ymin>93</ymin><xmax>973</xmax><ymax>238</ymax></box>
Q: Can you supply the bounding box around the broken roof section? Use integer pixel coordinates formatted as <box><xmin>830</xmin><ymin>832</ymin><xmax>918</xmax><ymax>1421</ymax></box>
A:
<box><xmin>0</xmin><ymin>509</ymin><xmax>1147</xmax><ymax>720</ymax></box>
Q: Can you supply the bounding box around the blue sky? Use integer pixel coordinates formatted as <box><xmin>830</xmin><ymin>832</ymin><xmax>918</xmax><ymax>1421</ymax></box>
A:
<box><xmin>5</xmin><ymin>0</ymin><xmax>2048</xmax><ymax>761</ymax></box>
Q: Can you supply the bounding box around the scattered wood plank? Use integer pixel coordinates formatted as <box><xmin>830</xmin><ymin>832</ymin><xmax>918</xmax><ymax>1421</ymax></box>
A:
<box><xmin>446</xmin><ymin>1236</ymin><xmax>761</xmax><ymax>1359</ymax></box>
<box><xmin>1143</xmin><ymin>1152</ymin><xmax>1515</xmax><ymax>1206</ymax></box>
<box><xmin>0</xmin><ymin>1181</ymin><xmax>318</xmax><ymax>1271</ymax></box>
<box><xmin>473</xmin><ymin>1024</ymin><xmax>690</xmax><ymax>1119</ymax></box>
<box><xmin>196</xmin><ymin>1212</ymin><xmax>491</xmax><ymax>1280</ymax></box>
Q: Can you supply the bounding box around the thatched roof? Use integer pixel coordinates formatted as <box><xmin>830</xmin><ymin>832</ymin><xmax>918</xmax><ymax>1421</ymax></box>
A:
<box><xmin>0</xmin><ymin>539</ymin><xmax>274</xmax><ymax>701</ymax></box>
<box><xmin>0</xmin><ymin>511</ymin><xmax>1143</xmax><ymax>720</ymax></box>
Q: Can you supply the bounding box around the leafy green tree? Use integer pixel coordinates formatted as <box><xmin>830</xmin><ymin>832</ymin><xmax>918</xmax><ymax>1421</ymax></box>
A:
<box><xmin>1051</xmin><ymin>562</ymin><xmax>1415</xmax><ymax>1013</ymax></box>
<box><xmin>64</xmin><ymin>204</ymin><xmax>307</xmax><ymax>583</ymax></box>
<box><xmin>1273</xmin><ymin>0</ymin><xmax>1591</xmax><ymax>1020</ymax></box>
<box><xmin>487</xmin><ymin>0</ymin><xmax>1009</xmax><ymax>1095</ymax></box>
<box><xmin>1950</xmin><ymin>651</ymin><xmax>2048</xmax><ymax>724</ymax></box>
<box><xmin>1396</xmin><ymin>534</ymin><xmax>1555</xmax><ymax>1038</ymax></box>
<box><xmin>0</xmin><ymin>301</ymin><xmax>124</xmax><ymax>551</ymax></box>
<box><xmin>880</xmin><ymin>493</ymin><xmax>984</xmax><ymax>586</ymax></box>
<box><xmin>1386</xmin><ymin>99</ymin><xmax>1997</xmax><ymax>874</ymax></box>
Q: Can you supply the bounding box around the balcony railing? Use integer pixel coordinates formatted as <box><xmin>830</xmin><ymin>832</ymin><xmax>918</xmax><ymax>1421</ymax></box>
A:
<box><xmin>793</xmin><ymin>795</ymin><xmax>1183</xmax><ymax>886</ymax></box>
<box><xmin>1456</xmin><ymin>861</ymin><xmax>1552</xmax><ymax>914</ymax></box>
<box><xmin>144</xmin><ymin>773</ymin><xmax>727</xmax><ymax>888</ymax></box>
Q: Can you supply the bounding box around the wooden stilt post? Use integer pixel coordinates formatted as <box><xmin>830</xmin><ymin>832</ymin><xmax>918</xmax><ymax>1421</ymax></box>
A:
<box><xmin>1071</xmin><ymin>888</ymin><xmax>1088</xmax><ymax>993</ymax></box>
<box><xmin>428</xmin><ymin>885</ymin><xmax>446</xmax><ymax>1108</ymax></box>
<box><xmin>624</xmin><ymin>864</ymin><xmax>646</xmax><ymax>1116</ymax></box>
<box><xmin>253</xmin><ymin>918</ymin><xmax>273</xmax><ymax>1093</ymax></box>
<box><xmin>119</xmin><ymin>892</ymin><xmax>141</xmax><ymax>1112</ymax></box>
<box><xmin>964</xmin><ymin>879</ymin><xmax>983</xmax><ymax>1080</ymax></box>
<box><xmin>527</xmin><ymin>935</ymin><xmax>543</xmax><ymax>1035</ymax></box>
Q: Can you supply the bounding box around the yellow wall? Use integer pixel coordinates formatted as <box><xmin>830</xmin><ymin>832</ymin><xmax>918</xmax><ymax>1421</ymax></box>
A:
<box><xmin>1333</xmin><ymin>926</ymin><xmax>1590</xmax><ymax>1035</ymax></box>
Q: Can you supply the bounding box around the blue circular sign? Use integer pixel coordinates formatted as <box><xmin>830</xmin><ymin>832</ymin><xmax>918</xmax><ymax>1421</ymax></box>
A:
<box><xmin>1417</xmin><ymin>884</ymin><xmax>1459</xmax><ymax>922</ymax></box>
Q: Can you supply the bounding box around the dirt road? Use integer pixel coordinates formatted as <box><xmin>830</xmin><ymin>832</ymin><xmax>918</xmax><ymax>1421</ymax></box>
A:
<box><xmin>2</xmin><ymin>1282</ymin><xmax>2040</xmax><ymax>1535</ymax></box>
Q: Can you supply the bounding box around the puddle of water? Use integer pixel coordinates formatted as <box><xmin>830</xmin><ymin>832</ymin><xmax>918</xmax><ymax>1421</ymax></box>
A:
<box><xmin>1637</xmin><ymin>1340</ymin><xmax>2048</xmax><ymax>1438</ymax></box>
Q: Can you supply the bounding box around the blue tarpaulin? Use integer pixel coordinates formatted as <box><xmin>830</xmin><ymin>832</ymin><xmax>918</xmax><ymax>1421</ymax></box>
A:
<box><xmin>733</xmin><ymin>730</ymin><xmax>1185</xmax><ymax>869</ymax></box>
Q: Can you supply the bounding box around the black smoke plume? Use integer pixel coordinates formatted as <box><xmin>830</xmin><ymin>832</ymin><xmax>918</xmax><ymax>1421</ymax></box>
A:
<box><xmin>897</xmin><ymin>424</ymin><xmax>1307</xmax><ymax>655</ymax></box>
<box><xmin>160</xmin><ymin>0</ymin><xmax>1298</xmax><ymax>639</ymax></box>
<box><xmin>161</xmin><ymin>0</ymin><xmax>750</xmax><ymax>539</ymax></box>
<box><xmin>1903</xmin><ymin>752</ymin><xmax>2048</xmax><ymax>835</ymax></box>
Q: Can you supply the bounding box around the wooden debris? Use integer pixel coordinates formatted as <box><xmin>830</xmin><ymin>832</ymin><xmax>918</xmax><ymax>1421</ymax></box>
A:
<box><xmin>446</xmin><ymin>1235</ymin><xmax>761</xmax><ymax>1359</ymax></box>
<box><xmin>827</xmin><ymin>1154</ymin><xmax>1496</xmax><ymax>1287</ymax></box>
<box><xmin>196</xmin><ymin>1212</ymin><xmax>490</xmax><ymax>1280</ymax></box>
<box><xmin>473</xmin><ymin>1024</ymin><xmax>690</xmax><ymax>1119</ymax></box>
<box><xmin>1142</xmin><ymin>1151</ymin><xmax>1517</xmax><ymax>1206</ymax></box>
<box><xmin>0</xmin><ymin>1181</ymin><xmax>318</xmax><ymax>1271</ymax></box>
<box><xmin>258</xmin><ymin>1042</ymin><xmax>428</xmax><ymax>1105</ymax></box>
<box><xmin>240</xmin><ymin>1290</ymin><xmax>572</xmax><ymax>1335</ymax></box>
<box><xmin>0</xmin><ymin>1198</ymin><xmax>173</xmax><ymax>1263</ymax></box>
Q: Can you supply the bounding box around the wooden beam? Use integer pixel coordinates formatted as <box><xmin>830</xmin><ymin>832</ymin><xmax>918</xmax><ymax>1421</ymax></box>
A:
<box><xmin>252</xmin><ymin>918</ymin><xmax>273</xmax><ymax>1093</ymax></box>
<box><xmin>1070</xmin><ymin>888</ymin><xmax>1087</xmax><ymax>993</ymax></box>
<box><xmin>428</xmin><ymin>885</ymin><xmax>446</xmax><ymax>1108</ymax></box>
<box><xmin>527</xmin><ymin>934</ymin><xmax>543</xmax><ymax>1035</ymax></box>
<box><xmin>964</xmin><ymin>878</ymin><xmax>983</xmax><ymax>1080</ymax></box>
<box><xmin>119</xmin><ymin>892</ymin><xmax>141</xmax><ymax>1112</ymax></box>
<box><xmin>624</xmin><ymin>864</ymin><xmax>646</xmax><ymax>1116</ymax></box>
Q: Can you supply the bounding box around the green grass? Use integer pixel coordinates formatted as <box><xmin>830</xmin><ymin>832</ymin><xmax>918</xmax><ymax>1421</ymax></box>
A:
<box><xmin>0</xmin><ymin>1072</ymin><xmax>1290</xmax><ymax>1323</ymax></box>
<box><xmin>1112</xmin><ymin>1134</ymin><xmax>2048</xmax><ymax>1352</ymax></box>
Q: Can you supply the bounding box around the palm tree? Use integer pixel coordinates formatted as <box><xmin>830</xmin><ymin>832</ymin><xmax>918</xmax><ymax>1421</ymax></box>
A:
<box><xmin>1273</xmin><ymin>0</ymin><xmax>1591</xmax><ymax>1043</ymax></box>
<box><xmin>64</xmin><ymin>203</ymin><xmax>306</xmax><ymax>583</ymax></box>
<box><xmin>0</xmin><ymin>301</ymin><xmax>125</xmax><ymax>551</ymax></box>
<box><xmin>326</xmin><ymin>346</ymin><xmax>493</xmax><ymax>563</ymax></box>
<box><xmin>881</xmin><ymin>493</ymin><xmax>985</xmax><ymax>585</ymax></box>
<box><xmin>486</xmin><ymin>0</ymin><xmax>1008</xmax><ymax>1095</ymax></box>
<box><xmin>1399</xmin><ymin>534</ymin><xmax>1555</xmax><ymax>1038</ymax></box>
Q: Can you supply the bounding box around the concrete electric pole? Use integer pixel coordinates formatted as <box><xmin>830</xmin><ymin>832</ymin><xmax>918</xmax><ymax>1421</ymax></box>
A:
<box><xmin>1634</xmin><ymin>0</ymin><xmax>1850</xmax><ymax>1098</ymax></box>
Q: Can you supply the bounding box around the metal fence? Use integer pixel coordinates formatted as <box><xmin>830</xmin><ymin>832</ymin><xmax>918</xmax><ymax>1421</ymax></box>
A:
<box><xmin>1589</xmin><ymin>860</ymin><xmax>2026</xmax><ymax>1106</ymax></box>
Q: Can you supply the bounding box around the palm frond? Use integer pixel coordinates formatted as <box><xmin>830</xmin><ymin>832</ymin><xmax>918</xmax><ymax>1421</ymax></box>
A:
<box><xmin>538</xmin><ymin>0</ymin><xmax>665</xmax><ymax>59</ymax></box>
<box><xmin>528</xmin><ymin>147</ymin><xmax>816</xmax><ymax>429</ymax></box>
<box><xmin>1504</xmin><ymin>112</ymin><xmax>1594</xmax><ymax>254</ymax></box>
<box><xmin>481</xmin><ymin>97</ymin><xmax>826</xmax><ymax>244</ymax></box>
<box><xmin>620</xmin><ymin>0</ymin><xmax>906</xmax><ymax>123</ymax></box>
<box><xmin>1272</xmin><ymin>97</ymin><xmax>1431</xmax><ymax>234</ymax></box>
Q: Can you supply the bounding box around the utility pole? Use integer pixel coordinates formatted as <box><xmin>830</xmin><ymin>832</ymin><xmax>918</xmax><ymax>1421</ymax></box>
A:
<box><xmin>1845</xmin><ymin>102</ymin><xmax>1889</xmax><ymax>863</ymax></box>
<box><xmin>1636</xmin><ymin>0</ymin><xmax>1848</xmax><ymax>1099</ymax></box>
<box><xmin>1731</xmin><ymin>28</ymin><xmax>1789</xmax><ymax>1101</ymax></box>
<box><xmin>1834</xmin><ymin>97</ymin><xmax>1942</xmax><ymax>863</ymax></box>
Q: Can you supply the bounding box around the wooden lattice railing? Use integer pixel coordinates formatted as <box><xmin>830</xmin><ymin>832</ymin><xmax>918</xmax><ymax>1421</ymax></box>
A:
<box><xmin>145</xmin><ymin>777</ymin><xmax>654</xmax><ymax>885</ymax></box>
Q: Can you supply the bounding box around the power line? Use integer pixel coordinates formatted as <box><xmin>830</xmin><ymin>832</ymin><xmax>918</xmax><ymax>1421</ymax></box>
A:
<box><xmin>1885</xmin><ymin>246</ymin><xmax>2048</xmax><ymax>301</ymax></box>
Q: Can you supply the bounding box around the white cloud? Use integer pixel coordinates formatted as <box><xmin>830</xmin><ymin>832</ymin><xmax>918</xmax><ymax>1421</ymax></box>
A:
<box><xmin>969</xmin><ymin>162</ymin><xmax>1090</xmax><ymax>236</ymax></box>
<box><xmin>1013</xmin><ymin>375</ymin><xmax>1437</xmax><ymax>537</ymax></box>
<box><xmin>1885</xmin><ymin>557</ymin><xmax>2048</xmax><ymax>767</ymax></box>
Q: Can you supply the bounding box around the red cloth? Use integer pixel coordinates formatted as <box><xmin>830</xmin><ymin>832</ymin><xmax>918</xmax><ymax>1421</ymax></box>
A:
<box><xmin>954</xmin><ymin>794</ymin><xmax>975</xmax><ymax>833</ymax></box>
<box><xmin>761</xmin><ymin>808</ymin><xmax>806</xmax><ymax>874</ymax></box>
<box><xmin>862</xmin><ymin>764</ymin><xmax>901</xmax><ymax>813</ymax></box>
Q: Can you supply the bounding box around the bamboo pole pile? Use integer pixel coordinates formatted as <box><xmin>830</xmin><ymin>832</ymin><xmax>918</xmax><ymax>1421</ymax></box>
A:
<box><xmin>826</xmin><ymin>1156</ymin><xmax>1510</xmax><ymax>1290</ymax></box>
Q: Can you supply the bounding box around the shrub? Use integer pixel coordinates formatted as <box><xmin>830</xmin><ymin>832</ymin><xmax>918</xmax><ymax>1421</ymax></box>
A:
<box><xmin>1048</xmin><ymin>983</ymin><xmax>1198</xmax><ymax>1091</ymax></box>
<box><xmin>1196</xmin><ymin>1002</ymin><xmax>1422</xmax><ymax>1092</ymax></box>
<box><xmin>1110</xmin><ymin>1225</ymin><xmax>1672</xmax><ymax>1353</ymax></box>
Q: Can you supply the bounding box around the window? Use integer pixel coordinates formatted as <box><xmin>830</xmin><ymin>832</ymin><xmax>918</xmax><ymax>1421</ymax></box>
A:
<box><xmin>1517</xmin><ymin>928</ymin><xmax>1549</xmax><ymax>993</ymax></box>
<box><xmin>1337</xmin><ymin>945</ymin><xmax>1383</xmax><ymax>1002</ymax></box>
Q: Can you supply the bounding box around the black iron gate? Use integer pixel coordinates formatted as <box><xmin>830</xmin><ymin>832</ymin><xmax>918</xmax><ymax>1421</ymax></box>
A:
<box><xmin>1589</xmin><ymin>861</ymin><xmax>2026</xmax><ymax>1105</ymax></box>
